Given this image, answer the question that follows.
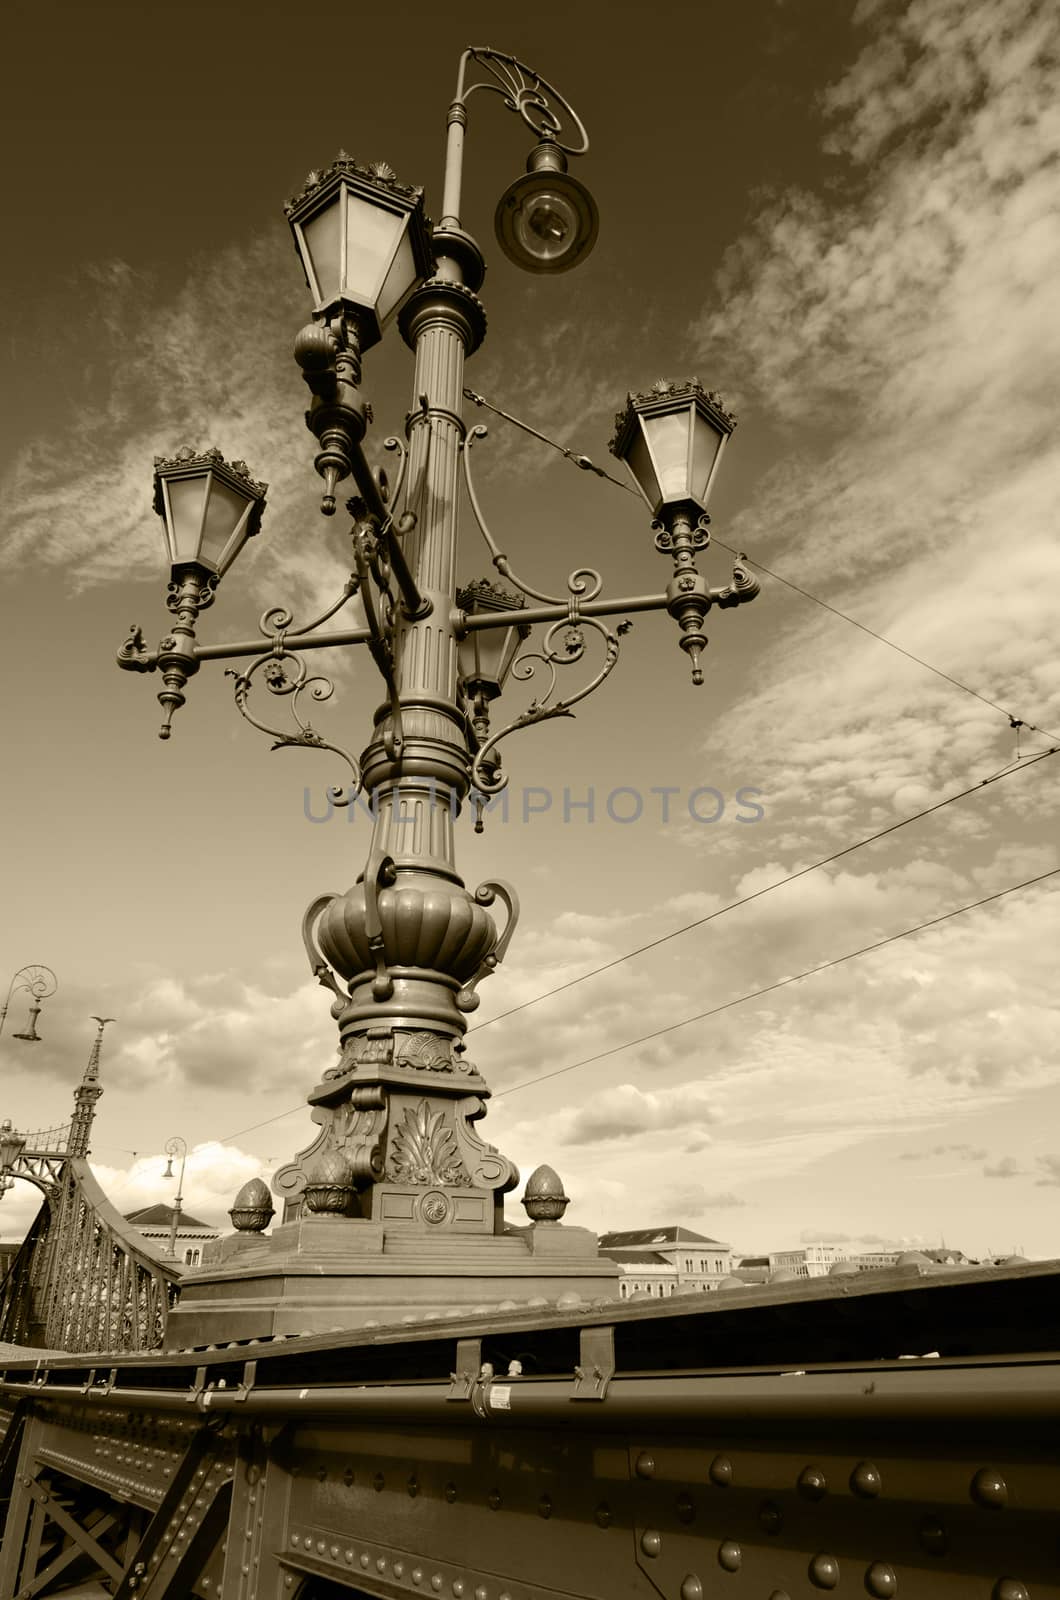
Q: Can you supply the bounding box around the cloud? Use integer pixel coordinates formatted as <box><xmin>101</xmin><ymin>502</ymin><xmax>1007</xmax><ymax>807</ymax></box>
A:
<box><xmin>0</xmin><ymin>232</ymin><xmax>352</xmax><ymax>620</ymax></box>
<box><xmin>983</xmin><ymin>1155</ymin><xmax>1024</xmax><ymax>1180</ymax></box>
<box><xmin>900</xmin><ymin>1143</ymin><xmax>988</xmax><ymax>1162</ymax></box>
<box><xmin>557</xmin><ymin>1082</ymin><xmax>720</xmax><ymax>1145</ymax></box>
<box><xmin>1034</xmin><ymin>1156</ymin><xmax>1060</xmax><ymax>1188</ymax></box>
<box><xmin>93</xmin><ymin>1141</ymin><xmax>265</xmax><ymax>1228</ymax></box>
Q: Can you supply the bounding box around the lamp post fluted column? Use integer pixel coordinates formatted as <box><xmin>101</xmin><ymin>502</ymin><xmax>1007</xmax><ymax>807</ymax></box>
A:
<box><xmin>283</xmin><ymin>237</ymin><xmax>525</xmax><ymax>1235</ymax></box>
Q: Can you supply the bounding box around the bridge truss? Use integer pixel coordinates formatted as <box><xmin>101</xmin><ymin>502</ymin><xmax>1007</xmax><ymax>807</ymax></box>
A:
<box><xmin>1</xmin><ymin>1259</ymin><xmax>1057</xmax><ymax>1600</ymax></box>
<box><xmin>0</xmin><ymin>1158</ymin><xmax>177</xmax><ymax>1353</ymax></box>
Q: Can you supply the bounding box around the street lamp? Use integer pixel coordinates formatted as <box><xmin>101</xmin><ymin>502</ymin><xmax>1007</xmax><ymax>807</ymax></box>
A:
<box><xmin>116</xmin><ymin>48</ymin><xmax>761</xmax><ymax>1342</ymax></box>
<box><xmin>162</xmin><ymin>1137</ymin><xmax>187</xmax><ymax>1263</ymax></box>
<box><xmin>0</xmin><ymin>1119</ymin><xmax>27</xmax><ymax>1174</ymax></box>
<box><xmin>0</xmin><ymin>965</ymin><xmax>58</xmax><ymax>1042</ymax></box>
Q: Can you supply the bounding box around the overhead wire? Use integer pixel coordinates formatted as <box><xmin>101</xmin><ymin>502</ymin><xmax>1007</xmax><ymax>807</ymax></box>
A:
<box><xmin>218</xmin><ymin>759</ymin><xmax>1058</xmax><ymax>1146</ymax></box>
<box><xmin>214</xmin><ymin>396</ymin><xmax>1059</xmax><ymax>1143</ymax></box>
<box><xmin>467</xmin><ymin>744</ymin><xmax>1059</xmax><ymax>1035</ymax></box>
<box><xmin>493</xmin><ymin>865</ymin><xmax>1060</xmax><ymax>1101</ymax></box>
<box><xmin>463</xmin><ymin>386</ymin><xmax>1060</xmax><ymax>745</ymax></box>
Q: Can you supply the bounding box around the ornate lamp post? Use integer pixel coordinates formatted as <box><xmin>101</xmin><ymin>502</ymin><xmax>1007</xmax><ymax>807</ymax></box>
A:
<box><xmin>0</xmin><ymin>965</ymin><xmax>58</xmax><ymax>1042</ymax></box>
<box><xmin>117</xmin><ymin>49</ymin><xmax>760</xmax><ymax>1343</ymax></box>
<box><xmin>162</xmin><ymin>1137</ymin><xmax>188</xmax><ymax>1263</ymax></box>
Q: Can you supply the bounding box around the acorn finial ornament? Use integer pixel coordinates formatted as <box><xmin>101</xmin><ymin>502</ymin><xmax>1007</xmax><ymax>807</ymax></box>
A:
<box><xmin>229</xmin><ymin>1177</ymin><xmax>275</xmax><ymax>1233</ymax></box>
<box><xmin>522</xmin><ymin>1164</ymin><xmax>570</xmax><ymax>1224</ymax></box>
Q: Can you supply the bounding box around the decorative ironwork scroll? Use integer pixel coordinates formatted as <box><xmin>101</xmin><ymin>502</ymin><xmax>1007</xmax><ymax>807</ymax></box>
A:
<box><xmin>461</xmin><ymin>425</ymin><xmax>633</xmax><ymax>795</ymax></box>
<box><xmin>461</xmin><ymin>48</ymin><xmax>590</xmax><ymax>155</ymax></box>
<box><xmin>226</xmin><ymin>582</ymin><xmax>364</xmax><ymax>803</ymax></box>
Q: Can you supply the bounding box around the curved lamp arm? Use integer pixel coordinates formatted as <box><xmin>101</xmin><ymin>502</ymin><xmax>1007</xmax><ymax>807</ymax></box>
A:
<box><xmin>441</xmin><ymin>47</ymin><xmax>590</xmax><ymax>230</ymax></box>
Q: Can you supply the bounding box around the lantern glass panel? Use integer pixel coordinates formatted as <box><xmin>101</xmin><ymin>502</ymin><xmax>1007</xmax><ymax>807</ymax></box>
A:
<box><xmin>645</xmin><ymin>409</ymin><xmax>693</xmax><ymax>503</ymax></box>
<box><xmin>344</xmin><ymin>192</ymin><xmax>405</xmax><ymax>307</ymax></box>
<box><xmin>515</xmin><ymin>190</ymin><xmax>578</xmax><ymax>265</ymax></box>
<box><xmin>200</xmin><ymin>476</ymin><xmax>252</xmax><ymax>573</ymax></box>
<box><xmin>459</xmin><ymin>627</ymin><xmax>512</xmax><ymax>697</ymax></box>
<box><xmin>691</xmin><ymin>418</ymin><xmax>726</xmax><ymax>504</ymax></box>
<box><xmin>377</xmin><ymin>225</ymin><xmax>417</xmax><ymax>324</ymax></box>
<box><xmin>165</xmin><ymin>476</ymin><xmax>208</xmax><ymax>566</ymax></box>
<box><xmin>626</xmin><ymin>426</ymin><xmax>660</xmax><ymax>511</ymax></box>
<box><xmin>300</xmin><ymin>198</ymin><xmax>344</xmax><ymax>307</ymax></box>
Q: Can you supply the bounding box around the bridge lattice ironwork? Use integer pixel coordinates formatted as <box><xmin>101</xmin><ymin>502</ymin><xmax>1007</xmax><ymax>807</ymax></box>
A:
<box><xmin>0</xmin><ymin>1159</ymin><xmax>177</xmax><ymax>1353</ymax></box>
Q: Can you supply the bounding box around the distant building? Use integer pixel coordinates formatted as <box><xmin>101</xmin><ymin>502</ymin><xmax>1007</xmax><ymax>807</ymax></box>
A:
<box><xmin>735</xmin><ymin>1255</ymin><xmax>770</xmax><ymax>1283</ymax></box>
<box><xmin>921</xmin><ymin>1247</ymin><xmax>970</xmax><ymax>1267</ymax></box>
<box><xmin>598</xmin><ymin>1225</ymin><xmax>732</xmax><ymax>1299</ymax></box>
<box><xmin>124</xmin><ymin>1204</ymin><xmax>221</xmax><ymax>1268</ymax></box>
<box><xmin>769</xmin><ymin>1243</ymin><xmax>852</xmax><ymax>1279</ymax></box>
<box><xmin>0</xmin><ymin>1240</ymin><xmax>20</xmax><ymax>1279</ymax></box>
<box><xmin>849</xmin><ymin>1249</ymin><xmax>902</xmax><ymax>1272</ymax></box>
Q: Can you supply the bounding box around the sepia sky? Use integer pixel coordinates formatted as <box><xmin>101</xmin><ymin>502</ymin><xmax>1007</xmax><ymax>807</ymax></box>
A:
<box><xmin>1</xmin><ymin>0</ymin><xmax>1058</xmax><ymax>1262</ymax></box>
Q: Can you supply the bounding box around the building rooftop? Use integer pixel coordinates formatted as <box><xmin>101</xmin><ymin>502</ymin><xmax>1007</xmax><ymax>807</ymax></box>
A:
<box><xmin>598</xmin><ymin>1249</ymin><xmax>671</xmax><ymax>1265</ymax></box>
<box><xmin>598</xmin><ymin>1226</ymin><xmax>729</xmax><ymax>1249</ymax></box>
<box><xmin>124</xmin><ymin>1204</ymin><xmax>215</xmax><ymax>1231</ymax></box>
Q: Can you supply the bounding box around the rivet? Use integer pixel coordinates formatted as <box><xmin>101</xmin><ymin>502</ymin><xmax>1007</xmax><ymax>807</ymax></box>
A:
<box><xmin>431</xmin><ymin>1577</ymin><xmax>444</xmax><ymax>1593</ymax></box>
<box><xmin>377</xmin><ymin>1558</ymin><xmax>387</xmax><ymax>1573</ymax></box>
<box><xmin>641</xmin><ymin>1530</ymin><xmax>662</xmax><ymax>1558</ymax></box>
<box><xmin>290</xmin><ymin>1533</ymin><xmax>300</xmax><ymax>1548</ymax></box>
<box><xmin>759</xmin><ymin>1500</ymin><xmax>783</xmax><ymax>1535</ymax></box>
<box><xmin>475</xmin><ymin>1588</ymin><xmax>488</xmax><ymax>1600</ymax></box>
<box><xmin>767</xmin><ymin>1593</ymin><xmax>792</xmax><ymax>1600</ymax></box>
<box><xmin>971</xmin><ymin>1468</ymin><xmax>1008</xmax><ymax>1509</ymax></box>
<box><xmin>345</xmin><ymin>1551</ymin><xmax>355</xmax><ymax>1564</ymax></box>
<box><xmin>408</xmin><ymin>1475</ymin><xmax>419</xmax><ymax>1497</ymax></box>
<box><xmin>676</xmin><ymin>1492</ymin><xmax>695</xmax><ymax>1524</ymax></box>
<box><xmin>412</xmin><ymin>1569</ymin><xmax>423</xmax><ymax>1585</ymax></box>
<box><xmin>445</xmin><ymin>1482</ymin><xmax>458</xmax><ymax>1503</ymax></box>
<box><xmin>680</xmin><ymin>1579</ymin><xmax>703</xmax><ymax>1600</ymax></box>
<box><xmin>343</xmin><ymin>1468</ymin><xmax>354</xmax><ymax>1486</ymax></box>
<box><xmin>635</xmin><ymin>1452</ymin><xmax>656</xmax><ymax>1479</ymax></box>
<box><xmin>538</xmin><ymin>1495</ymin><xmax>552</xmax><ymax>1519</ymax></box>
<box><xmin>919</xmin><ymin>1516</ymin><xmax>949</xmax><ymax>1555</ymax></box>
<box><xmin>394</xmin><ymin>1563</ymin><xmax>405</xmax><ymax>1579</ymax></box>
<box><xmin>373</xmin><ymin>1472</ymin><xmax>385</xmax><ymax>1492</ymax></box>
<box><xmin>361</xmin><ymin>1554</ymin><xmax>370</xmax><ymax>1570</ymax></box>
<box><xmin>452</xmin><ymin>1583</ymin><xmax>464</xmax><ymax>1597</ymax></box>
<box><xmin>316</xmin><ymin>1541</ymin><xmax>326</xmax><ymax>1555</ymax></box>
<box><xmin>330</xmin><ymin>1545</ymin><xmax>339</xmax><ymax>1560</ymax></box>
<box><xmin>808</xmin><ymin>1553</ymin><xmax>840</xmax><ymax>1589</ymax></box>
<box><xmin>284</xmin><ymin>1579</ymin><xmax>293</xmax><ymax>1589</ymax></box>
<box><xmin>993</xmin><ymin>1582</ymin><xmax>1030</xmax><ymax>1600</ymax></box>
<box><xmin>717</xmin><ymin>1540</ymin><xmax>741</xmax><ymax>1573</ymax></box>
<box><xmin>865</xmin><ymin>1563</ymin><xmax>898</xmax><ymax>1598</ymax></box>
<box><xmin>488</xmin><ymin>1490</ymin><xmax>502</xmax><ymax>1511</ymax></box>
<box><xmin>851</xmin><ymin>1461</ymin><xmax>882</xmax><ymax>1498</ymax></box>
<box><xmin>595</xmin><ymin>1502</ymin><xmax>612</xmax><ymax>1528</ymax></box>
<box><xmin>798</xmin><ymin>1466</ymin><xmax>828</xmax><ymax>1501</ymax></box>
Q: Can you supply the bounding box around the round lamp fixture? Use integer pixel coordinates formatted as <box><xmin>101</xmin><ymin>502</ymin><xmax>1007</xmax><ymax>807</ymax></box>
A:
<box><xmin>495</xmin><ymin>140</ymin><xmax>598</xmax><ymax>274</ymax></box>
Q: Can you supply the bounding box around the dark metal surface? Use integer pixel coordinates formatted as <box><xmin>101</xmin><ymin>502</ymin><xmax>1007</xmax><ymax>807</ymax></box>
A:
<box><xmin>0</xmin><ymin>1262</ymin><xmax>1057</xmax><ymax>1600</ymax></box>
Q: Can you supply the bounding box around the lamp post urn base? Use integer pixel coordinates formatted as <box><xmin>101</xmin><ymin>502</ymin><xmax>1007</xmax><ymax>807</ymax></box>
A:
<box><xmin>164</xmin><ymin>1215</ymin><xmax>618</xmax><ymax>1350</ymax></box>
